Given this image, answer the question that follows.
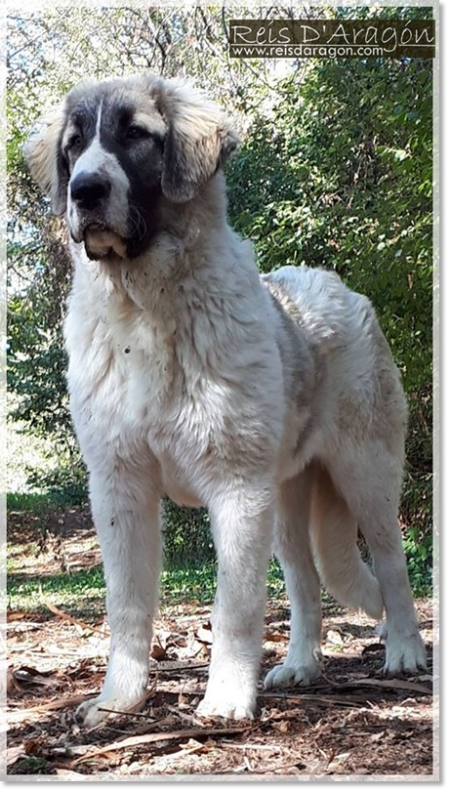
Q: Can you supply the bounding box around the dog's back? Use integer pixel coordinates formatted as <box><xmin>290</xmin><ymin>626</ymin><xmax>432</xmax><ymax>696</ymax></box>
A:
<box><xmin>264</xmin><ymin>264</ymin><xmax>407</xmax><ymax>461</ymax></box>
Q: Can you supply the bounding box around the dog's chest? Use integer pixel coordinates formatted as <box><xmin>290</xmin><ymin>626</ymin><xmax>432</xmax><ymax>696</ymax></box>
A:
<box><xmin>66</xmin><ymin>264</ymin><xmax>288</xmax><ymax>505</ymax></box>
<box><xmin>123</xmin><ymin>341</ymin><xmax>277</xmax><ymax>506</ymax></box>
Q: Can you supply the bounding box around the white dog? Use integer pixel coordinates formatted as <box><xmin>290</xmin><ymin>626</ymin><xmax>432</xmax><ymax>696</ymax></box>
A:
<box><xmin>25</xmin><ymin>73</ymin><xmax>427</xmax><ymax>726</ymax></box>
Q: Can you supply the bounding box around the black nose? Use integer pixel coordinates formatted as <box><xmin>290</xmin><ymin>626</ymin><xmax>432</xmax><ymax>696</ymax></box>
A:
<box><xmin>70</xmin><ymin>172</ymin><xmax>111</xmax><ymax>210</ymax></box>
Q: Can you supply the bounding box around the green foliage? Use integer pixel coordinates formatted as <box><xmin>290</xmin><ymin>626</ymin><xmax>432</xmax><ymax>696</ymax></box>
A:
<box><xmin>8</xmin><ymin>294</ymin><xmax>70</xmax><ymax>437</ymax></box>
<box><xmin>24</xmin><ymin>456</ymin><xmax>88</xmax><ymax>508</ymax></box>
<box><xmin>7</xmin><ymin>492</ymin><xmax>54</xmax><ymax>512</ymax></box>
<box><xmin>403</xmin><ymin>526</ymin><xmax>433</xmax><ymax>596</ymax></box>
<box><xmin>12</xmin><ymin>758</ymin><xmax>47</xmax><ymax>774</ymax></box>
<box><xmin>160</xmin><ymin>565</ymin><xmax>217</xmax><ymax>603</ymax></box>
<box><xmin>163</xmin><ymin>500</ymin><xmax>214</xmax><ymax>568</ymax></box>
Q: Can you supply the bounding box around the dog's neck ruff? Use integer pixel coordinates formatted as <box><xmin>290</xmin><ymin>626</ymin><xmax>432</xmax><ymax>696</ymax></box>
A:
<box><xmin>69</xmin><ymin>177</ymin><xmax>256</xmax><ymax>355</ymax></box>
<box><xmin>72</xmin><ymin>169</ymin><xmax>231</xmax><ymax>276</ymax></box>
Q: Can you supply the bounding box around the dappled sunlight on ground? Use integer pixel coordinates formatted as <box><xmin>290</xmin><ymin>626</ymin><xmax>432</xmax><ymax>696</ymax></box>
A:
<box><xmin>6</xmin><ymin>511</ymin><xmax>436</xmax><ymax>779</ymax></box>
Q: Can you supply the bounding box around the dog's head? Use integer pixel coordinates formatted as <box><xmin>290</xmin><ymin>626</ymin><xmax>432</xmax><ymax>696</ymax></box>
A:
<box><xmin>24</xmin><ymin>74</ymin><xmax>239</xmax><ymax>261</ymax></box>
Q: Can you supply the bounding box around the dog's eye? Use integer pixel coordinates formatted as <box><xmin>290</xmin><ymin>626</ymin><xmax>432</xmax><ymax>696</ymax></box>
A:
<box><xmin>126</xmin><ymin>125</ymin><xmax>151</xmax><ymax>141</ymax></box>
<box><xmin>66</xmin><ymin>133</ymin><xmax>82</xmax><ymax>153</ymax></box>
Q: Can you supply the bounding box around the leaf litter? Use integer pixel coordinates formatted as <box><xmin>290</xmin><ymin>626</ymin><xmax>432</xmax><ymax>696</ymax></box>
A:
<box><xmin>5</xmin><ymin>511</ymin><xmax>437</xmax><ymax>778</ymax></box>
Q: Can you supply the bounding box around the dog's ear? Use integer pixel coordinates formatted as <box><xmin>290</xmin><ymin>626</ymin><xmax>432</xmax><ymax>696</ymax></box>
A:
<box><xmin>23</xmin><ymin>103</ymin><xmax>68</xmax><ymax>216</ymax></box>
<box><xmin>151</xmin><ymin>79</ymin><xmax>240</xmax><ymax>203</ymax></box>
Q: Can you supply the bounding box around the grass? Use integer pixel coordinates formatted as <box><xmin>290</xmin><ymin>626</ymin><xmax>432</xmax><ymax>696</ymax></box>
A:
<box><xmin>7</xmin><ymin>492</ymin><xmax>58</xmax><ymax>512</ymax></box>
<box><xmin>7</xmin><ymin>556</ymin><xmax>286</xmax><ymax>617</ymax></box>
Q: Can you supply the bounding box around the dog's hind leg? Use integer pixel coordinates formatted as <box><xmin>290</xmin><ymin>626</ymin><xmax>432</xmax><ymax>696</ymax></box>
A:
<box><xmin>264</xmin><ymin>466</ymin><xmax>323</xmax><ymax>690</ymax></box>
<box><xmin>328</xmin><ymin>446</ymin><xmax>427</xmax><ymax>674</ymax></box>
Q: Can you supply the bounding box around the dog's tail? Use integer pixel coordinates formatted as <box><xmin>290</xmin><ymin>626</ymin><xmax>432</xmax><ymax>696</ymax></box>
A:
<box><xmin>310</xmin><ymin>465</ymin><xmax>384</xmax><ymax>620</ymax></box>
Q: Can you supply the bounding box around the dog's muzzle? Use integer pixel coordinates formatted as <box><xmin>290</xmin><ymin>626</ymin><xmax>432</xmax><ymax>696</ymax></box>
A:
<box><xmin>69</xmin><ymin>172</ymin><xmax>127</xmax><ymax>259</ymax></box>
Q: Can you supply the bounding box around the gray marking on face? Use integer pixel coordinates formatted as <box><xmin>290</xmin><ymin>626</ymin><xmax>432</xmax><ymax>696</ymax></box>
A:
<box><xmin>67</xmin><ymin>98</ymin><xmax>131</xmax><ymax>243</ymax></box>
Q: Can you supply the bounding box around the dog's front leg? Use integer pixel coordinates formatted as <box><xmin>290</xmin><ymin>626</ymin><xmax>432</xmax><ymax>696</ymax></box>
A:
<box><xmin>197</xmin><ymin>485</ymin><xmax>274</xmax><ymax>720</ymax></box>
<box><xmin>76</xmin><ymin>461</ymin><xmax>162</xmax><ymax>728</ymax></box>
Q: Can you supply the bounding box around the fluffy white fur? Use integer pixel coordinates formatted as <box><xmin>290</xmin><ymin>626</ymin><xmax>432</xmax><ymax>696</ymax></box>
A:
<box><xmin>25</xmin><ymin>74</ymin><xmax>427</xmax><ymax>727</ymax></box>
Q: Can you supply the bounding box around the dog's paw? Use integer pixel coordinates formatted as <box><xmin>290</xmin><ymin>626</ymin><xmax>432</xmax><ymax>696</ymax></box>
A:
<box><xmin>378</xmin><ymin>622</ymin><xmax>427</xmax><ymax>674</ymax></box>
<box><xmin>264</xmin><ymin>656</ymin><xmax>322</xmax><ymax>689</ymax></box>
<box><xmin>196</xmin><ymin>695</ymin><xmax>255</xmax><ymax>721</ymax></box>
<box><xmin>76</xmin><ymin>693</ymin><xmax>144</xmax><ymax>728</ymax></box>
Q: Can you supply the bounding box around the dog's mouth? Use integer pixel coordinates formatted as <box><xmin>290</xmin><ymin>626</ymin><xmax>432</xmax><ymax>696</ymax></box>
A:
<box><xmin>83</xmin><ymin>223</ymin><xmax>127</xmax><ymax>260</ymax></box>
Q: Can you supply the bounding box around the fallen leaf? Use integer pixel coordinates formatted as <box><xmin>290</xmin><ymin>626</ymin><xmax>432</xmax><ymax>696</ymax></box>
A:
<box><xmin>5</xmin><ymin>746</ymin><xmax>26</xmax><ymax>767</ymax></box>
<box><xmin>13</xmin><ymin>667</ymin><xmax>62</xmax><ymax>688</ymax></box>
<box><xmin>40</xmin><ymin>590</ymin><xmax>107</xmax><ymax>635</ymax></box>
<box><xmin>24</xmin><ymin>738</ymin><xmax>41</xmax><ymax>754</ymax></box>
<box><xmin>7</xmin><ymin>612</ymin><xmax>35</xmax><ymax>621</ymax></box>
<box><xmin>55</xmin><ymin>768</ymin><xmax>88</xmax><ymax>779</ymax></box>
<box><xmin>71</xmin><ymin>726</ymin><xmax>248</xmax><ymax>767</ymax></box>
<box><xmin>326</xmin><ymin>629</ymin><xmax>345</xmax><ymax>645</ymax></box>
<box><xmin>7</xmin><ymin>666</ymin><xmax>21</xmax><ymax>695</ymax></box>
<box><xmin>7</xmin><ymin>695</ymin><xmax>86</xmax><ymax>724</ymax></box>
<box><xmin>151</xmin><ymin>643</ymin><xmax>167</xmax><ymax>661</ymax></box>
<box><xmin>273</xmin><ymin>720</ymin><xmax>292</xmax><ymax>734</ymax></box>
<box><xmin>196</xmin><ymin>623</ymin><xmax>213</xmax><ymax>644</ymax></box>
<box><xmin>264</xmin><ymin>632</ymin><xmax>288</xmax><ymax>643</ymax></box>
<box><xmin>345</xmin><ymin>678</ymin><xmax>432</xmax><ymax>695</ymax></box>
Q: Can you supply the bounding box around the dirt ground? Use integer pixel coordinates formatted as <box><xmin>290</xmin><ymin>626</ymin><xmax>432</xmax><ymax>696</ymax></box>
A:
<box><xmin>4</xmin><ymin>512</ymin><xmax>437</xmax><ymax>780</ymax></box>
